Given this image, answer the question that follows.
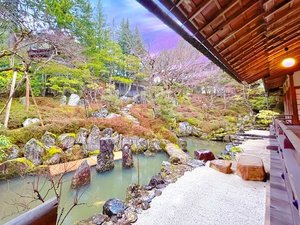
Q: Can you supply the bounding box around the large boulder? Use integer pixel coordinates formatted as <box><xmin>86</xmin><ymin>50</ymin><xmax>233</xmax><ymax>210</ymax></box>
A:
<box><xmin>87</xmin><ymin>125</ymin><xmax>101</xmax><ymax>152</ymax></box>
<box><xmin>91</xmin><ymin>107</ymin><xmax>109</xmax><ymax>118</ymax></box>
<box><xmin>24</xmin><ymin>139</ymin><xmax>46</xmax><ymax>165</ymax></box>
<box><xmin>122</xmin><ymin>144</ymin><xmax>133</xmax><ymax>168</ymax></box>
<box><xmin>178</xmin><ymin>122</ymin><xmax>193</xmax><ymax>136</ymax></box>
<box><xmin>41</xmin><ymin>131</ymin><xmax>56</xmax><ymax>148</ymax></box>
<box><xmin>19</xmin><ymin>97</ymin><xmax>26</xmax><ymax>105</ymax></box>
<box><xmin>103</xmin><ymin>199</ymin><xmax>126</xmax><ymax>217</ymax></box>
<box><xmin>96</xmin><ymin>138</ymin><xmax>114</xmax><ymax>173</ymax></box>
<box><xmin>60</xmin><ymin>95</ymin><xmax>67</xmax><ymax>105</ymax></box>
<box><xmin>0</xmin><ymin>158</ymin><xmax>34</xmax><ymax>179</ymax></box>
<box><xmin>75</xmin><ymin>128</ymin><xmax>89</xmax><ymax>145</ymax></box>
<box><xmin>111</xmin><ymin>133</ymin><xmax>121</xmax><ymax>151</ymax></box>
<box><xmin>178</xmin><ymin>138</ymin><xmax>188</xmax><ymax>152</ymax></box>
<box><xmin>68</xmin><ymin>94</ymin><xmax>80</xmax><ymax>106</ymax></box>
<box><xmin>192</xmin><ymin>126</ymin><xmax>202</xmax><ymax>137</ymax></box>
<box><xmin>71</xmin><ymin>160</ymin><xmax>91</xmax><ymax>189</ymax></box>
<box><xmin>65</xmin><ymin>145</ymin><xmax>85</xmax><ymax>161</ymax></box>
<box><xmin>194</xmin><ymin>150</ymin><xmax>215</xmax><ymax>162</ymax></box>
<box><xmin>44</xmin><ymin>154</ymin><xmax>61</xmax><ymax>165</ymax></box>
<box><xmin>149</xmin><ymin>174</ymin><xmax>166</xmax><ymax>189</ymax></box>
<box><xmin>136</xmin><ymin>138</ymin><xmax>148</xmax><ymax>152</ymax></box>
<box><xmin>6</xmin><ymin>145</ymin><xmax>21</xmax><ymax>160</ymax></box>
<box><xmin>106</xmin><ymin>113</ymin><xmax>121</xmax><ymax>119</ymax></box>
<box><xmin>237</xmin><ymin>155</ymin><xmax>266</xmax><ymax>181</ymax></box>
<box><xmin>210</xmin><ymin>160</ymin><xmax>232</xmax><ymax>174</ymax></box>
<box><xmin>149</xmin><ymin>139</ymin><xmax>162</xmax><ymax>153</ymax></box>
<box><xmin>57</xmin><ymin>133</ymin><xmax>75</xmax><ymax>150</ymax></box>
<box><xmin>22</xmin><ymin>118</ymin><xmax>40</xmax><ymax>127</ymax></box>
<box><xmin>103</xmin><ymin>128</ymin><xmax>113</xmax><ymax>138</ymax></box>
<box><xmin>43</xmin><ymin>146</ymin><xmax>63</xmax><ymax>165</ymax></box>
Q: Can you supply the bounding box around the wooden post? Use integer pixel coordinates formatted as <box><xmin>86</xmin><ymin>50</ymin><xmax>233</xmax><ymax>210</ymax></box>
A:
<box><xmin>289</xmin><ymin>74</ymin><xmax>299</xmax><ymax>125</ymax></box>
<box><xmin>4</xmin><ymin>57</ymin><xmax>17</xmax><ymax>128</ymax></box>
<box><xmin>25</xmin><ymin>71</ymin><xmax>30</xmax><ymax>112</ymax></box>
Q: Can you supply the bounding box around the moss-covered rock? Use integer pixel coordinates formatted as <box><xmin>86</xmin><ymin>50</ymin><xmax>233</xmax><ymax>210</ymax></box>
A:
<box><xmin>57</xmin><ymin>133</ymin><xmax>76</xmax><ymax>150</ymax></box>
<box><xmin>64</xmin><ymin>144</ymin><xmax>85</xmax><ymax>161</ymax></box>
<box><xmin>41</xmin><ymin>131</ymin><xmax>56</xmax><ymax>147</ymax></box>
<box><xmin>0</xmin><ymin>157</ymin><xmax>34</xmax><ymax>179</ymax></box>
<box><xmin>43</xmin><ymin>146</ymin><xmax>63</xmax><ymax>165</ymax></box>
<box><xmin>24</xmin><ymin>138</ymin><xmax>46</xmax><ymax>165</ymax></box>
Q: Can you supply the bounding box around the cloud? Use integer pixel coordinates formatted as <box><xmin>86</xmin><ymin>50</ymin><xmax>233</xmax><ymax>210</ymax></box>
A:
<box><xmin>91</xmin><ymin>0</ymin><xmax>180</xmax><ymax>52</ymax></box>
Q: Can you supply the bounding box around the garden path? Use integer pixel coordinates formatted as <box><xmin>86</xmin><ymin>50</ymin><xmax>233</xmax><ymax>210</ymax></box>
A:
<box><xmin>120</xmin><ymin>104</ymin><xmax>140</xmax><ymax>125</ymax></box>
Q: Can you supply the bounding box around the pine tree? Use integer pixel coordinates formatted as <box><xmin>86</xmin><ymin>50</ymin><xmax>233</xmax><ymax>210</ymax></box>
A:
<box><xmin>132</xmin><ymin>26</ymin><xmax>146</xmax><ymax>57</ymax></box>
<box><xmin>118</xmin><ymin>19</ymin><xmax>133</xmax><ymax>55</ymax></box>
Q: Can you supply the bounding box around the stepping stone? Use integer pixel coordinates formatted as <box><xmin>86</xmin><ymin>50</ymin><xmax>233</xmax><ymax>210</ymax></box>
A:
<box><xmin>210</xmin><ymin>160</ymin><xmax>232</xmax><ymax>174</ymax></box>
<box><xmin>237</xmin><ymin>155</ymin><xmax>266</xmax><ymax>181</ymax></box>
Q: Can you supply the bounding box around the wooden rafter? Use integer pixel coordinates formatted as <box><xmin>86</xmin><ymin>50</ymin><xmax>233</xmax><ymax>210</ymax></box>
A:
<box><xmin>214</xmin><ymin>14</ymin><xmax>263</xmax><ymax>48</ymax></box>
<box><xmin>218</xmin><ymin>23</ymin><xmax>266</xmax><ymax>52</ymax></box>
<box><xmin>205</xmin><ymin>1</ymin><xmax>259</xmax><ymax>40</ymax></box>
<box><xmin>199</xmin><ymin>1</ymin><xmax>238</xmax><ymax>33</ymax></box>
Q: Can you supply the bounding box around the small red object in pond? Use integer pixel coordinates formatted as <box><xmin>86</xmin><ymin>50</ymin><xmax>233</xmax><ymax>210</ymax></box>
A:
<box><xmin>194</xmin><ymin>150</ymin><xmax>215</xmax><ymax>162</ymax></box>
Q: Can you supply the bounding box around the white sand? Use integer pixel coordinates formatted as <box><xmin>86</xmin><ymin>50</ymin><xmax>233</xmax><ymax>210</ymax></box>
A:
<box><xmin>136</xmin><ymin>166</ymin><xmax>266</xmax><ymax>225</ymax></box>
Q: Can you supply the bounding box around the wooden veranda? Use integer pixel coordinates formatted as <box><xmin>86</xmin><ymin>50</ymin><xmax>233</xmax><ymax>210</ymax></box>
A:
<box><xmin>137</xmin><ymin>0</ymin><xmax>300</xmax><ymax>224</ymax></box>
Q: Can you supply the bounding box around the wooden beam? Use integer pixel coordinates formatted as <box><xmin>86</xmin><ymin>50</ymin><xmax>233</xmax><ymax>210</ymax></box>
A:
<box><xmin>267</xmin><ymin>32</ymin><xmax>300</xmax><ymax>53</ymax></box>
<box><xmin>205</xmin><ymin>1</ymin><xmax>259</xmax><ymax>40</ymax></box>
<box><xmin>188</xmin><ymin>0</ymin><xmax>212</xmax><ymax>21</ymax></box>
<box><xmin>267</xmin><ymin>14</ymin><xmax>300</xmax><ymax>38</ymax></box>
<box><xmin>266</xmin><ymin>4</ymin><xmax>300</xmax><ymax>32</ymax></box>
<box><xmin>236</xmin><ymin>58</ymin><xmax>269</xmax><ymax>73</ymax></box>
<box><xmin>264</xmin><ymin>0</ymin><xmax>293</xmax><ymax>20</ymax></box>
<box><xmin>222</xmin><ymin>32</ymin><xmax>265</xmax><ymax>57</ymax></box>
<box><xmin>227</xmin><ymin>39</ymin><xmax>266</xmax><ymax>63</ymax></box>
<box><xmin>170</xmin><ymin>0</ymin><xmax>184</xmax><ymax>11</ymax></box>
<box><xmin>218</xmin><ymin>22</ymin><xmax>266</xmax><ymax>53</ymax></box>
<box><xmin>231</xmin><ymin>47</ymin><xmax>267</xmax><ymax>68</ymax></box>
<box><xmin>214</xmin><ymin>13</ymin><xmax>263</xmax><ymax>48</ymax></box>
<box><xmin>199</xmin><ymin>0</ymin><xmax>238</xmax><ymax>33</ymax></box>
<box><xmin>267</xmin><ymin>25</ymin><xmax>300</xmax><ymax>48</ymax></box>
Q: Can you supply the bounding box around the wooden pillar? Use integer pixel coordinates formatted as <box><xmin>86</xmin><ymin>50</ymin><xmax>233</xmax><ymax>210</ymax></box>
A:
<box><xmin>289</xmin><ymin>74</ymin><xmax>299</xmax><ymax>125</ymax></box>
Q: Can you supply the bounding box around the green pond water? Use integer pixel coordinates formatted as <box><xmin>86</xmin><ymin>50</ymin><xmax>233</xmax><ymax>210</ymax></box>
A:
<box><xmin>0</xmin><ymin>138</ymin><xmax>225</xmax><ymax>225</ymax></box>
<box><xmin>184</xmin><ymin>137</ymin><xmax>226</xmax><ymax>156</ymax></box>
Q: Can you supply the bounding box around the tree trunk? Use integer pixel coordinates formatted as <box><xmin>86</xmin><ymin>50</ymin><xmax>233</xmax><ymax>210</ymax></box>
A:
<box><xmin>123</xmin><ymin>83</ymin><xmax>132</xmax><ymax>97</ymax></box>
<box><xmin>4</xmin><ymin>57</ymin><xmax>17</xmax><ymax>128</ymax></box>
<box><xmin>25</xmin><ymin>71</ymin><xmax>30</xmax><ymax>111</ymax></box>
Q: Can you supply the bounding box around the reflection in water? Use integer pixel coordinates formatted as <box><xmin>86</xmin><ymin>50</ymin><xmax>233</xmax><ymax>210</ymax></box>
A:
<box><xmin>183</xmin><ymin>137</ymin><xmax>226</xmax><ymax>156</ymax></box>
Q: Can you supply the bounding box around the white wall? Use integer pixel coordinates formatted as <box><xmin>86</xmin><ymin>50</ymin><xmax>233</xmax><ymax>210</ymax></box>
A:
<box><xmin>293</xmin><ymin>70</ymin><xmax>300</xmax><ymax>86</ymax></box>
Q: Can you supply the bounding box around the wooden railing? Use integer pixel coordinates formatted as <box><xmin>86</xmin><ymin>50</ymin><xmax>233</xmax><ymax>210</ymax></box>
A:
<box><xmin>4</xmin><ymin>198</ymin><xmax>58</xmax><ymax>225</ymax></box>
<box><xmin>273</xmin><ymin>119</ymin><xmax>300</xmax><ymax>223</ymax></box>
<box><xmin>274</xmin><ymin>115</ymin><xmax>294</xmax><ymax>125</ymax></box>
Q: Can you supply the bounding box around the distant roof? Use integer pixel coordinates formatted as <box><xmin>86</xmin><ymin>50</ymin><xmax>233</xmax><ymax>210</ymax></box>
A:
<box><xmin>138</xmin><ymin>0</ymin><xmax>300</xmax><ymax>90</ymax></box>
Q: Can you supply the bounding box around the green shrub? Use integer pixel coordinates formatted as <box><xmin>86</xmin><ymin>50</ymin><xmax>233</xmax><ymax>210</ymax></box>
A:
<box><xmin>231</xmin><ymin>146</ymin><xmax>243</xmax><ymax>153</ymax></box>
<box><xmin>256</xmin><ymin>110</ymin><xmax>279</xmax><ymax>126</ymax></box>
<box><xmin>101</xmin><ymin>84</ymin><xmax>121</xmax><ymax>113</ymax></box>
<box><xmin>0</xmin><ymin>135</ymin><xmax>11</xmax><ymax>162</ymax></box>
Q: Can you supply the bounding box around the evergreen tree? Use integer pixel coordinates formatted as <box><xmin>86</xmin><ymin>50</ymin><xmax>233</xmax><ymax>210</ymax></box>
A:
<box><xmin>132</xmin><ymin>26</ymin><xmax>146</xmax><ymax>57</ymax></box>
<box><xmin>118</xmin><ymin>19</ymin><xmax>133</xmax><ymax>55</ymax></box>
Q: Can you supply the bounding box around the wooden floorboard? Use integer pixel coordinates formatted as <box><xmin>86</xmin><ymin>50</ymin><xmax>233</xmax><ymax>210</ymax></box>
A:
<box><xmin>266</xmin><ymin>143</ymin><xmax>298</xmax><ymax>225</ymax></box>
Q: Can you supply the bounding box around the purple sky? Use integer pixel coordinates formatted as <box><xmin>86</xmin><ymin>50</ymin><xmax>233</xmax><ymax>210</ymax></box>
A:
<box><xmin>91</xmin><ymin>0</ymin><xmax>180</xmax><ymax>53</ymax></box>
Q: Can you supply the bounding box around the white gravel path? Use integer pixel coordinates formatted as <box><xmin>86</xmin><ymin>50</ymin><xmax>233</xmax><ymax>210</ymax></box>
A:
<box><xmin>136</xmin><ymin>166</ymin><xmax>266</xmax><ymax>225</ymax></box>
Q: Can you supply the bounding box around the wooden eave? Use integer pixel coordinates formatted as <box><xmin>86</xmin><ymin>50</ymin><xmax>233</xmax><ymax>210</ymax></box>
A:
<box><xmin>138</xmin><ymin>0</ymin><xmax>300</xmax><ymax>91</ymax></box>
